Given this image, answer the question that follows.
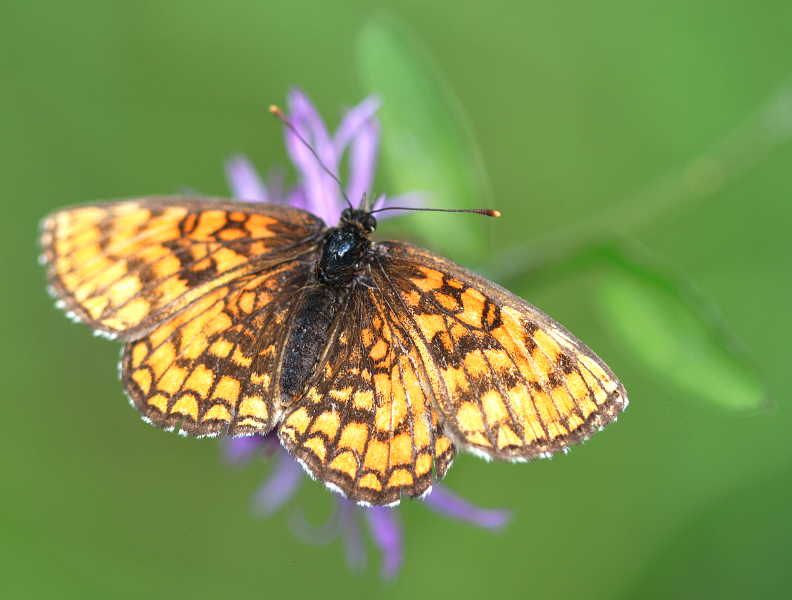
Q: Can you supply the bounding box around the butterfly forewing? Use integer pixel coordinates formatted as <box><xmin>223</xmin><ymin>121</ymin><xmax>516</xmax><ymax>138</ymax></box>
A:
<box><xmin>40</xmin><ymin>197</ymin><xmax>324</xmax><ymax>339</ymax></box>
<box><xmin>370</xmin><ymin>241</ymin><xmax>627</xmax><ymax>461</ymax></box>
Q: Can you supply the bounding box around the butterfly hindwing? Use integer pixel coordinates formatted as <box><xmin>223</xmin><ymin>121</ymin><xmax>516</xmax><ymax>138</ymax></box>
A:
<box><xmin>122</xmin><ymin>262</ymin><xmax>313</xmax><ymax>437</ymax></box>
<box><xmin>279</xmin><ymin>272</ymin><xmax>456</xmax><ymax>505</ymax></box>
<box><xmin>40</xmin><ymin>197</ymin><xmax>324</xmax><ymax>339</ymax></box>
<box><xmin>370</xmin><ymin>241</ymin><xmax>627</xmax><ymax>462</ymax></box>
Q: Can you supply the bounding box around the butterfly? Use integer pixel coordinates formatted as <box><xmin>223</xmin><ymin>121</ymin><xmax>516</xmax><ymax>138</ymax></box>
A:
<box><xmin>40</xmin><ymin>196</ymin><xmax>627</xmax><ymax>505</ymax></box>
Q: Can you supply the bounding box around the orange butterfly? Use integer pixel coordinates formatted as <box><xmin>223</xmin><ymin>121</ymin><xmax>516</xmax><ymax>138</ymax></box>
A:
<box><xmin>40</xmin><ymin>195</ymin><xmax>627</xmax><ymax>506</ymax></box>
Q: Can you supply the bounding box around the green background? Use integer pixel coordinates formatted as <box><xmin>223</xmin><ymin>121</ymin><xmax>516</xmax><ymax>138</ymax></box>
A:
<box><xmin>2</xmin><ymin>1</ymin><xmax>791</xmax><ymax>598</ymax></box>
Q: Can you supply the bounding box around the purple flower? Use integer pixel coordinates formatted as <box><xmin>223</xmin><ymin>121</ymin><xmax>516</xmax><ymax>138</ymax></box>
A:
<box><xmin>223</xmin><ymin>434</ymin><xmax>510</xmax><ymax>580</ymax></box>
<box><xmin>222</xmin><ymin>88</ymin><xmax>511</xmax><ymax>579</ymax></box>
<box><xmin>226</xmin><ymin>89</ymin><xmax>383</xmax><ymax>220</ymax></box>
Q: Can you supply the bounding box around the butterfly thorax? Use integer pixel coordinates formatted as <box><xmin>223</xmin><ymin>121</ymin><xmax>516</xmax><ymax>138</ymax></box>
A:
<box><xmin>316</xmin><ymin>209</ymin><xmax>376</xmax><ymax>286</ymax></box>
<box><xmin>278</xmin><ymin>209</ymin><xmax>376</xmax><ymax>405</ymax></box>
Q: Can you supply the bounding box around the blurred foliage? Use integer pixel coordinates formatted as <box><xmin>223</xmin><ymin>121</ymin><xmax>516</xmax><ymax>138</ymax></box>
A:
<box><xmin>356</xmin><ymin>16</ymin><xmax>492</xmax><ymax>263</ymax></box>
<box><xmin>623</xmin><ymin>461</ymin><xmax>792</xmax><ymax>599</ymax></box>
<box><xmin>595</xmin><ymin>242</ymin><xmax>768</xmax><ymax>411</ymax></box>
<box><xmin>2</xmin><ymin>1</ymin><xmax>790</xmax><ymax>599</ymax></box>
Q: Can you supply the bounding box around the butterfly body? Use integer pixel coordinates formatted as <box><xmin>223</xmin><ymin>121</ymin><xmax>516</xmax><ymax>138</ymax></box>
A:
<box><xmin>279</xmin><ymin>208</ymin><xmax>376</xmax><ymax>404</ymax></box>
<box><xmin>41</xmin><ymin>197</ymin><xmax>627</xmax><ymax>506</ymax></box>
<box><xmin>279</xmin><ymin>283</ymin><xmax>345</xmax><ymax>405</ymax></box>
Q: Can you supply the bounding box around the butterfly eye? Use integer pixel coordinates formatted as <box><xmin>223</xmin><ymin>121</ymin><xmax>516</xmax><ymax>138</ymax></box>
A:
<box><xmin>340</xmin><ymin>208</ymin><xmax>353</xmax><ymax>221</ymax></box>
<box><xmin>362</xmin><ymin>215</ymin><xmax>377</xmax><ymax>233</ymax></box>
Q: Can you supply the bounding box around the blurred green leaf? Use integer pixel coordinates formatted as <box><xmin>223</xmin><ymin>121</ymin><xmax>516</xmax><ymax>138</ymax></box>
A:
<box><xmin>596</xmin><ymin>243</ymin><xmax>767</xmax><ymax>411</ymax></box>
<box><xmin>355</xmin><ymin>15</ymin><xmax>492</xmax><ymax>263</ymax></box>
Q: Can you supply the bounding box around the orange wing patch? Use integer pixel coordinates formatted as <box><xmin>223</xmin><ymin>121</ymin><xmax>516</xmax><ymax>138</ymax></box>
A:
<box><xmin>40</xmin><ymin>197</ymin><xmax>323</xmax><ymax>339</ymax></box>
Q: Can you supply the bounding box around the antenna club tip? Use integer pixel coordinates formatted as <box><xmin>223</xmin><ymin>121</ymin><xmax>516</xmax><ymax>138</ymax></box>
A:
<box><xmin>491</xmin><ymin>210</ymin><xmax>502</xmax><ymax>218</ymax></box>
<box><xmin>269</xmin><ymin>105</ymin><xmax>285</xmax><ymax>118</ymax></box>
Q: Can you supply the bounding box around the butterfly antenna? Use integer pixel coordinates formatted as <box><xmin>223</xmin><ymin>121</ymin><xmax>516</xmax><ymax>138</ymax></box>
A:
<box><xmin>370</xmin><ymin>206</ymin><xmax>501</xmax><ymax>218</ymax></box>
<box><xmin>270</xmin><ymin>105</ymin><xmax>354</xmax><ymax>210</ymax></box>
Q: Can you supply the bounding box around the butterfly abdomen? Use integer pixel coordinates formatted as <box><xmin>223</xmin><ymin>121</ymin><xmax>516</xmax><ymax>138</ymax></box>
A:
<box><xmin>279</xmin><ymin>283</ymin><xmax>346</xmax><ymax>405</ymax></box>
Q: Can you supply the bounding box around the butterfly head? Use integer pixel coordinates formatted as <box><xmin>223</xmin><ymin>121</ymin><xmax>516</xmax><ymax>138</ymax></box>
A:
<box><xmin>340</xmin><ymin>207</ymin><xmax>377</xmax><ymax>234</ymax></box>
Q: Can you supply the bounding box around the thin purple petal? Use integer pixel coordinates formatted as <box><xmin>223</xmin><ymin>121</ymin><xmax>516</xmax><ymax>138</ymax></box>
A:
<box><xmin>225</xmin><ymin>154</ymin><xmax>269</xmax><ymax>202</ymax></box>
<box><xmin>423</xmin><ymin>483</ymin><xmax>512</xmax><ymax>530</ymax></box>
<box><xmin>371</xmin><ymin>193</ymin><xmax>388</xmax><ymax>211</ymax></box>
<box><xmin>263</xmin><ymin>166</ymin><xmax>286</xmax><ymax>204</ymax></box>
<box><xmin>251</xmin><ymin>449</ymin><xmax>304</xmax><ymax>517</ymax></box>
<box><xmin>285</xmin><ymin>88</ymin><xmax>341</xmax><ymax>222</ymax></box>
<box><xmin>222</xmin><ymin>434</ymin><xmax>276</xmax><ymax>466</ymax></box>
<box><xmin>285</xmin><ymin>91</ymin><xmax>332</xmax><ymax>175</ymax></box>
<box><xmin>364</xmin><ymin>507</ymin><xmax>404</xmax><ymax>581</ymax></box>
<box><xmin>345</xmin><ymin>115</ymin><xmax>380</xmax><ymax>208</ymax></box>
<box><xmin>340</xmin><ymin>500</ymin><xmax>367</xmax><ymax>573</ymax></box>
<box><xmin>333</xmin><ymin>95</ymin><xmax>382</xmax><ymax>156</ymax></box>
<box><xmin>288</xmin><ymin>88</ymin><xmax>334</xmax><ymax>160</ymax></box>
<box><xmin>285</xmin><ymin>187</ymin><xmax>310</xmax><ymax>212</ymax></box>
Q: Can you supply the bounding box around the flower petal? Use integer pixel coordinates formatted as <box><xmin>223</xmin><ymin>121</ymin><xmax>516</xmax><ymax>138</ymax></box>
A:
<box><xmin>225</xmin><ymin>155</ymin><xmax>269</xmax><ymax>202</ymax></box>
<box><xmin>262</xmin><ymin>165</ymin><xmax>286</xmax><ymax>204</ymax></box>
<box><xmin>285</xmin><ymin>187</ymin><xmax>310</xmax><ymax>212</ymax></box>
<box><xmin>340</xmin><ymin>500</ymin><xmax>367</xmax><ymax>573</ymax></box>
<box><xmin>333</xmin><ymin>95</ymin><xmax>381</xmax><ymax>155</ymax></box>
<box><xmin>222</xmin><ymin>434</ymin><xmax>276</xmax><ymax>466</ymax></box>
<box><xmin>423</xmin><ymin>482</ymin><xmax>512</xmax><ymax>529</ymax></box>
<box><xmin>364</xmin><ymin>507</ymin><xmax>404</xmax><ymax>580</ymax></box>
<box><xmin>288</xmin><ymin>88</ymin><xmax>335</xmax><ymax>159</ymax></box>
<box><xmin>345</xmin><ymin>114</ymin><xmax>380</xmax><ymax>208</ymax></box>
<box><xmin>251</xmin><ymin>449</ymin><xmax>305</xmax><ymax>517</ymax></box>
<box><xmin>285</xmin><ymin>88</ymin><xmax>341</xmax><ymax>223</ymax></box>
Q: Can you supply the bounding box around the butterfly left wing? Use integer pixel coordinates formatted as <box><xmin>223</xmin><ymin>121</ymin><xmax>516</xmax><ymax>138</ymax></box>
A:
<box><xmin>40</xmin><ymin>196</ymin><xmax>325</xmax><ymax>437</ymax></box>
<box><xmin>369</xmin><ymin>241</ymin><xmax>628</xmax><ymax>463</ymax></box>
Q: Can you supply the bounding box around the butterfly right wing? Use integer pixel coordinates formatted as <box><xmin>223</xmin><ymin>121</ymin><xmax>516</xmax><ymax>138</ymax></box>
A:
<box><xmin>370</xmin><ymin>241</ymin><xmax>627</xmax><ymax>463</ymax></box>
<box><xmin>40</xmin><ymin>196</ymin><xmax>325</xmax><ymax>340</ymax></box>
<box><xmin>122</xmin><ymin>261</ymin><xmax>313</xmax><ymax>437</ymax></box>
